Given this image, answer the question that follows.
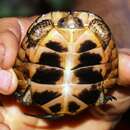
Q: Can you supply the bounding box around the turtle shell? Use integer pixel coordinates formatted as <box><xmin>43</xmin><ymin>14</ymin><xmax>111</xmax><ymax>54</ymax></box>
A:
<box><xmin>14</xmin><ymin>11</ymin><xmax>118</xmax><ymax>118</ymax></box>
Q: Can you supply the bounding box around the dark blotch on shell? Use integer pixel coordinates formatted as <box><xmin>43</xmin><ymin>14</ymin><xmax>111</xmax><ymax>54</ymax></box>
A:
<box><xmin>32</xmin><ymin>91</ymin><xmax>61</xmax><ymax>105</ymax></box>
<box><xmin>49</xmin><ymin>103</ymin><xmax>62</xmax><ymax>113</ymax></box>
<box><xmin>39</xmin><ymin>52</ymin><xmax>61</xmax><ymax>68</ymax></box>
<box><xmin>68</xmin><ymin>101</ymin><xmax>80</xmax><ymax>113</ymax></box>
<box><xmin>46</xmin><ymin>41</ymin><xmax>67</xmax><ymax>52</ymax></box>
<box><xmin>73</xmin><ymin>53</ymin><xmax>102</xmax><ymax>69</ymax></box>
<box><xmin>75</xmin><ymin>89</ymin><xmax>100</xmax><ymax>105</ymax></box>
<box><xmin>78</xmin><ymin>40</ymin><xmax>97</xmax><ymax>53</ymax></box>
<box><xmin>79</xmin><ymin>53</ymin><xmax>102</xmax><ymax>66</ymax></box>
<box><xmin>32</xmin><ymin>67</ymin><xmax>63</xmax><ymax>84</ymax></box>
<box><xmin>75</xmin><ymin>67</ymin><xmax>103</xmax><ymax>84</ymax></box>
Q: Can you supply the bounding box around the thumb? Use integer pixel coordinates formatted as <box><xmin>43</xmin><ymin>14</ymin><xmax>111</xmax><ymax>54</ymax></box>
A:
<box><xmin>0</xmin><ymin>69</ymin><xmax>17</xmax><ymax>95</ymax></box>
<box><xmin>0</xmin><ymin>18</ymin><xmax>20</xmax><ymax>95</ymax></box>
<box><xmin>0</xmin><ymin>17</ymin><xmax>35</xmax><ymax>95</ymax></box>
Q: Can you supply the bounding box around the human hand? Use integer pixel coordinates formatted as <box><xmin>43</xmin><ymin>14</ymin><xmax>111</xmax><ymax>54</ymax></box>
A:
<box><xmin>0</xmin><ymin>17</ymin><xmax>130</xmax><ymax>130</ymax></box>
<box><xmin>0</xmin><ymin>17</ymin><xmax>38</xmax><ymax>130</ymax></box>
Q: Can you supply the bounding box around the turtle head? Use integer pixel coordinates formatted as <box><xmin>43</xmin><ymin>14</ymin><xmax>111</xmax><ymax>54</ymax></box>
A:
<box><xmin>58</xmin><ymin>14</ymin><xmax>83</xmax><ymax>29</ymax></box>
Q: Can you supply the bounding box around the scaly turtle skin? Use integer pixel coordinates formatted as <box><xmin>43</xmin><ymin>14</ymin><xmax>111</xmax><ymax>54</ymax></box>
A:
<box><xmin>14</xmin><ymin>11</ymin><xmax>118</xmax><ymax>119</ymax></box>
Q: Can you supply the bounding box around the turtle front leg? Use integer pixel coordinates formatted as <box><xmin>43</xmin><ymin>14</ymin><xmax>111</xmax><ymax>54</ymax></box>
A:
<box><xmin>14</xmin><ymin>79</ymin><xmax>32</xmax><ymax>106</ymax></box>
<box><xmin>96</xmin><ymin>89</ymin><xmax>116</xmax><ymax>105</ymax></box>
<box><xmin>103</xmin><ymin>95</ymin><xmax>117</xmax><ymax>104</ymax></box>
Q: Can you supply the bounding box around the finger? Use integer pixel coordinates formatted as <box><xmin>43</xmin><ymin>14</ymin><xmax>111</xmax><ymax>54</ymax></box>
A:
<box><xmin>0</xmin><ymin>123</ymin><xmax>10</xmax><ymax>130</ymax></box>
<box><xmin>118</xmin><ymin>49</ymin><xmax>130</xmax><ymax>86</ymax></box>
<box><xmin>0</xmin><ymin>69</ymin><xmax>17</xmax><ymax>95</ymax></box>
<box><xmin>0</xmin><ymin>31</ymin><xmax>18</xmax><ymax>69</ymax></box>
<box><xmin>0</xmin><ymin>17</ymin><xmax>36</xmax><ymax>69</ymax></box>
<box><xmin>0</xmin><ymin>17</ymin><xmax>36</xmax><ymax>95</ymax></box>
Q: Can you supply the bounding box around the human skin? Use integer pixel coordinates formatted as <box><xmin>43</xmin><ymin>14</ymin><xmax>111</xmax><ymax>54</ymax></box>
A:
<box><xmin>0</xmin><ymin>17</ymin><xmax>130</xmax><ymax>130</ymax></box>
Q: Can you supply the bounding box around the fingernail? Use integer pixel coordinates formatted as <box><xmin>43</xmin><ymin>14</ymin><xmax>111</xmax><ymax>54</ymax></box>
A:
<box><xmin>0</xmin><ymin>44</ymin><xmax>5</xmax><ymax>64</ymax></box>
<box><xmin>0</xmin><ymin>70</ymin><xmax>12</xmax><ymax>92</ymax></box>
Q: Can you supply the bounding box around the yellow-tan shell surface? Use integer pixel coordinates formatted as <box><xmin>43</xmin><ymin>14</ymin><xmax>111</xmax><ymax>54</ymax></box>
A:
<box><xmin>14</xmin><ymin>11</ymin><xmax>118</xmax><ymax>117</ymax></box>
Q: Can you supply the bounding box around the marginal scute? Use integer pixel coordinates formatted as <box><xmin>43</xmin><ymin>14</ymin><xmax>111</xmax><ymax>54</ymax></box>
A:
<box><xmin>28</xmin><ymin>13</ymin><xmax>52</xmax><ymax>32</ymax></box>
<box><xmin>88</xmin><ymin>18</ymin><xmax>111</xmax><ymax>48</ymax></box>
<box><xmin>27</xmin><ymin>19</ymin><xmax>53</xmax><ymax>48</ymax></box>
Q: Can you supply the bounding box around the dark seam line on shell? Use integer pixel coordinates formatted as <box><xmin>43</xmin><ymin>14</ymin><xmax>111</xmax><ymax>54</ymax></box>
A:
<box><xmin>16</xmin><ymin>57</ymin><xmax>117</xmax><ymax>72</ymax></box>
<box><xmin>46</xmin><ymin>43</ymin><xmax>113</xmax><ymax>54</ymax></box>
<box><xmin>16</xmin><ymin>58</ymin><xmax>64</xmax><ymax>70</ymax></box>
<box><xmin>72</xmin><ymin>62</ymin><xmax>113</xmax><ymax>71</ymax></box>
<box><xmin>20</xmin><ymin>43</ymin><xmax>108</xmax><ymax>54</ymax></box>
<box><xmin>78</xmin><ymin>46</ymin><xmax>103</xmax><ymax>54</ymax></box>
<box><xmin>19</xmin><ymin>44</ymin><xmax>113</xmax><ymax>58</ymax></box>
<box><xmin>30</xmin><ymin>77</ymin><xmax>117</xmax><ymax>86</ymax></box>
<box><xmin>76</xmin><ymin>76</ymin><xmax>117</xmax><ymax>85</ymax></box>
<box><xmin>33</xmin><ymin>46</ymin><xmax>103</xmax><ymax>54</ymax></box>
<box><xmin>45</xmin><ymin>41</ymin><xmax>109</xmax><ymax>54</ymax></box>
<box><xmin>31</xmin><ymin>76</ymin><xmax>116</xmax><ymax>87</ymax></box>
<box><xmin>72</xmin><ymin>58</ymin><xmax>117</xmax><ymax>70</ymax></box>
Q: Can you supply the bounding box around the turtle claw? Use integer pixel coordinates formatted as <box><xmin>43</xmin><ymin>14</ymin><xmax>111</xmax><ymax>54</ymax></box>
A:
<box><xmin>104</xmin><ymin>95</ymin><xmax>117</xmax><ymax>103</ymax></box>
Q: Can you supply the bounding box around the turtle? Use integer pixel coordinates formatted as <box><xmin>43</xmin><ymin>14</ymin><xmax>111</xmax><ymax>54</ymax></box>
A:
<box><xmin>13</xmin><ymin>11</ymin><xmax>118</xmax><ymax>119</ymax></box>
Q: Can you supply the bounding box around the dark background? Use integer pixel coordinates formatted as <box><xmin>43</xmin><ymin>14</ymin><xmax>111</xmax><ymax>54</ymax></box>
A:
<box><xmin>0</xmin><ymin>0</ymin><xmax>130</xmax><ymax>129</ymax></box>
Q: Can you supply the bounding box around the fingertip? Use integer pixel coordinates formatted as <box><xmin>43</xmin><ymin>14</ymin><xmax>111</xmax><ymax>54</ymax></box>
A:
<box><xmin>0</xmin><ymin>69</ymin><xmax>18</xmax><ymax>95</ymax></box>
<box><xmin>8</xmin><ymin>69</ymin><xmax>18</xmax><ymax>95</ymax></box>
<box><xmin>118</xmin><ymin>51</ymin><xmax>130</xmax><ymax>86</ymax></box>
